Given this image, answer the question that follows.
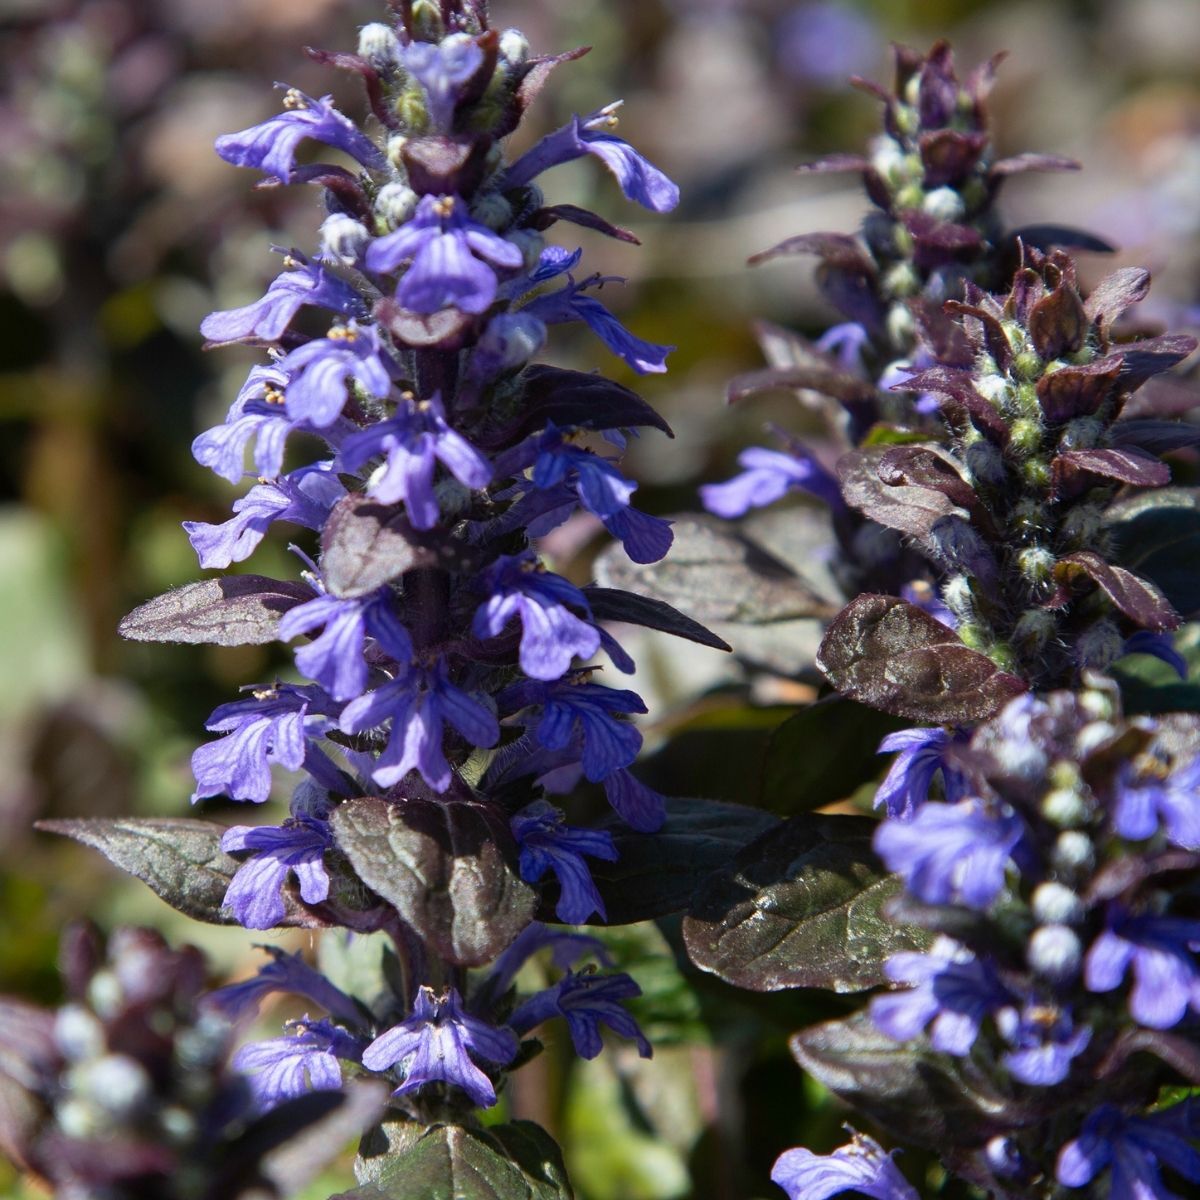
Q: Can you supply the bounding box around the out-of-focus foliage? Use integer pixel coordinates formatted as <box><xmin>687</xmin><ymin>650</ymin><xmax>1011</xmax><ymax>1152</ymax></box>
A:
<box><xmin>3</xmin><ymin>1</ymin><xmax>1198</xmax><ymax>1197</ymax></box>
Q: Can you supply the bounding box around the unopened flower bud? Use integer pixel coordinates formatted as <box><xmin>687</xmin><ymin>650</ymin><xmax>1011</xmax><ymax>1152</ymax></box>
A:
<box><xmin>1013</xmin><ymin>349</ymin><xmax>1042</xmax><ymax>382</ymax></box>
<box><xmin>375</xmin><ymin>182</ymin><xmax>419</xmax><ymax>231</ymax></box>
<box><xmin>922</xmin><ymin>186</ymin><xmax>966</xmax><ymax>223</ymax></box>
<box><xmin>885</xmin><ymin>302</ymin><xmax>916</xmax><ymax>346</ymax></box>
<box><xmin>386</xmin><ymin>134</ymin><xmax>408</xmax><ymax>169</ymax></box>
<box><xmin>499</xmin><ymin>28</ymin><xmax>531</xmax><ymax>66</ymax></box>
<box><xmin>941</xmin><ymin>573</ymin><xmax>976</xmax><ymax>622</ymax></box>
<box><xmin>87</xmin><ymin>970</ymin><xmax>123</xmax><ymax>1019</ymax></box>
<box><xmin>476</xmin><ymin>313</ymin><xmax>546</xmax><ymax>374</ymax></box>
<box><xmin>410</xmin><ymin>0</ymin><xmax>444</xmax><ymax>40</ymax></box>
<box><xmin>507</xmin><ymin>228</ymin><xmax>545</xmax><ymax>272</ymax></box>
<box><xmin>985</xmin><ymin>1136</ymin><xmax>1023</xmax><ymax>1179</ymax></box>
<box><xmin>1027</xmin><ymin>924</ymin><xmax>1082</xmax><ymax>981</ymax></box>
<box><xmin>1016</xmin><ymin>546</ymin><xmax>1055</xmax><ymax>587</ymax></box>
<box><xmin>1013</xmin><ymin>607</ymin><xmax>1057</xmax><ymax>652</ymax></box>
<box><xmin>930</xmin><ymin>516</ymin><xmax>997</xmax><ymax>585</ymax></box>
<box><xmin>1076</xmin><ymin>620</ymin><xmax>1123</xmax><ymax>672</ymax></box>
<box><xmin>1009</xmin><ymin>417</ymin><xmax>1042</xmax><ymax>456</ymax></box>
<box><xmin>1032</xmin><ymin>881</ymin><xmax>1084</xmax><ymax>925</ymax></box>
<box><xmin>54</xmin><ymin>1004</ymin><xmax>105</xmax><ymax>1061</ymax></box>
<box><xmin>319</xmin><ymin>214</ymin><xmax>369</xmax><ymax>266</ymax></box>
<box><xmin>1042</xmin><ymin>785</ymin><xmax>1089</xmax><ymax>828</ymax></box>
<box><xmin>357</xmin><ymin>23</ymin><xmax>402</xmax><ymax>71</ymax></box>
<box><xmin>869</xmin><ymin>135</ymin><xmax>905</xmax><ymax>184</ymax></box>
<box><xmin>1060</xmin><ymin>417</ymin><xmax>1105</xmax><ymax>451</ymax></box>
<box><xmin>882</xmin><ymin>261</ymin><xmax>919</xmax><ymax>298</ymax></box>
<box><xmin>71</xmin><ymin>1054</ymin><xmax>152</xmax><ymax>1118</ymax></box>
<box><xmin>471</xmin><ymin>191</ymin><xmax>513</xmax><ymax>231</ymax></box>
<box><xmin>964</xmin><ymin>440</ymin><xmax>1006</xmax><ymax>487</ymax></box>
<box><xmin>1053</xmin><ymin>830</ymin><xmax>1094</xmax><ymax>873</ymax></box>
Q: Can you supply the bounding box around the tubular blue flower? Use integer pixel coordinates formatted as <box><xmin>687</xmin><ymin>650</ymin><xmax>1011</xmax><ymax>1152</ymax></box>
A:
<box><xmin>221</xmin><ymin>815</ymin><xmax>333</xmax><ymax>929</ymax></box>
<box><xmin>278</xmin><ymin>321</ymin><xmax>393</xmax><ymax>428</ymax></box>
<box><xmin>365</xmin><ymin>194</ymin><xmax>524</xmax><ymax>315</ymax></box>
<box><xmin>472</xmin><ymin>555</ymin><xmax>600</xmax><ymax>681</ymax></box>
<box><xmin>771</xmin><ymin>1131</ymin><xmax>919</xmax><ymax>1200</ymax></box>
<box><xmin>402</xmin><ymin>35</ymin><xmax>483</xmax><ymax>132</ymax></box>
<box><xmin>279</xmin><ymin>588</ymin><xmax>413</xmax><ymax>702</ymax></box>
<box><xmin>192</xmin><ymin>365</ymin><xmax>293</xmax><ymax>484</ymax></box>
<box><xmin>510</xmin><ymin>971</ymin><xmax>650</xmax><ymax>1059</ymax></box>
<box><xmin>1057</xmin><ymin>1102</ymin><xmax>1200</xmax><ymax>1196</ymax></box>
<box><xmin>206</xmin><ymin>947</ymin><xmax>360</xmax><ymax>1024</ymax></box>
<box><xmin>511</xmin><ymin>800</ymin><xmax>619</xmax><ymax>924</ymax></box>
<box><xmin>602</xmin><ymin>767</ymin><xmax>666</xmax><ymax>832</ymax></box>
<box><xmin>900</xmin><ymin>580</ymin><xmax>957</xmax><ymax>628</ymax></box>
<box><xmin>1084</xmin><ymin>909</ymin><xmax>1200</xmax><ymax>1029</ymax></box>
<box><xmin>1119</xmin><ymin>630</ymin><xmax>1189</xmax><ymax>679</ymax></box>
<box><xmin>200</xmin><ymin>256</ymin><xmax>364</xmax><ymax>345</ymax></box>
<box><xmin>870</xmin><ymin>941</ymin><xmax>1010</xmax><ymax>1055</ymax></box>
<box><xmin>339</xmin><ymin>392</ymin><xmax>491</xmax><ymax>528</ymax></box>
<box><xmin>874</xmin><ymin>800</ymin><xmax>1025</xmax><ymax>910</ymax></box>
<box><xmin>185</xmin><ymin>464</ymin><xmax>345</xmax><ymax>570</ymax></box>
<box><xmin>874</xmin><ymin>727</ymin><xmax>968</xmax><ymax>819</ymax></box>
<box><xmin>815</xmin><ymin>321</ymin><xmax>870</xmax><ymax>374</ymax></box>
<box><xmin>484</xmin><ymin>923</ymin><xmax>612</xmax><ymax>1001</ymax></box>
<box><xmin>503</xmin><ymin>103</ymin><xmax>680</xmax><ymax>213</ymax></box>
<box><xmin>361</xmin><ymin>986</ymin><xmax>517</xmax><ymax>1109</ymax></box>
<box><xmin>191</xmin><ymin>684</ymin><xmax>337</xmax><ymax>804</ymax></box>
<box><xmin>504</xmin><ymin>677</ymin><xmax>646</xmax><ymax>782</ymax></box>
<box><xmin>215</xmin><ymin>88</ymin><xmax>384</xmax><ymax>182</ymax></box>
<box><xmin>524</xmin><ymin>278</ymin><xmax>673</xmax><ymax>375</ymax></box>
<box><xmin>1112</xmin><ymin>756</ymin><xmax>1200</xmax><ymax>850</ymax></box>
<box><xmin>338</xmin><ymin>659</ymin><xmax>499</xmax><ymax>791</ymax></box>
<box><xmin>234</xmin><ymin>1018</ymin><xmax>364</xmax><ymax>1109</ymax></box>
<box><xmin>700</xmin><ymin>445</ymin><xmax>842</xmax><ymax>518</ymax></box>
<box><xmin>996</xmin><ymin>1003</ymin><xmax>1091</xmax><ymax>1087</ymax></box>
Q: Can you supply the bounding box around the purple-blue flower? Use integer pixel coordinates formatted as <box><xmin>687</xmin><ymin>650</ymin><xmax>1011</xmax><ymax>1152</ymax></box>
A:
<box><xmin>504</xmin><ymin>103</ymin><xmax>679</xmax><ymax>213</ymax></box>
<box><xmin>771</xmin><ymin>1131</ymin><xmax>918</xmax><ymax>1200</ymax></box>
<box><xmin>602</xmin><ymin>767</ymin><xmax>667</xmax><ymax>832</ymax></box>
<box><xmin>472</xmin><ymin>555</ymin><xmax>600</xmax><ymax>681</ymax></box>
<box><xmin>874</xmin><ymin>800</ymin><xmax>1025</xmax><ymax>910</ymax></box>
<box><xmin>874</xmin><ymin>727</ymin><xmax>968</xmax><ymax>819</ymax></box>
<box><xmin>484</xmin><ymin>922</ymin><xmax>612</xmax><ymax>1001</ymax></box>
<box><xmin>277</xmin><ymin>321</ymin><xmax>393</xmax><ymax>428</ymax></box>
<box><xmin>524</xmin><ymin>277</ymin><xmax>674</xmax><ymax>375</ymax></box>
<box><xmin>899</xmin><ymin>580</ymin><xmax>957</xmax><ymax>628</ymax></box>
<box><xmin>870</xmin><ymin>941</ymin><xmax>1009</xmax><ymax>1055</ymax></box>
<box><xmin>1057</xmin><ymin>1102</ymin><xmax>1200</xmax><ymax>1197</ymax></box>
<box><xmin>511</xmin><ymin>971</ymin><xmax>650</xmax><ymax>1059</ymax></box>
<box><xmin>361</xmin><ymin>986</ymin><xmax>517</xmax><ymax>1109</ymax></box>
<box><xmin>402</xmin><ymin>35</ymin><xmax>483</xmax><ymax>132</ymax></box>
<box><xmin>339</xmin><ymin>659</ymin><xmax>499</xmax><ymax>791</ymax></box>
<box><xmin>365</xmin><ymin>194</ymin><xmax>523</xmax><ymax>315</ymax></box>
<box><xmin>700</xmin><ymin>445</ymin><xmax>842</xmax><ymax>518</ymax></box>
<box><xmin>1120</xmin><ymin>630</ymin><xmax>1189</xmax><ymax>679</ymax></box>
<box><xmin>511</xmin><ymin>800</ymin><xmax>618</xmax><ymax>924</ymax></box>
<box><xmin>221</xmin><ymin>814</ymin><xmax>333</xmax><ymax>929</ymax></box>
<box><xmin>192</xmin><ymin>365</ymin><xmax>293</xmax><ymax>484</ymax></box>
<box><xmin>234</xmin><ymin>1018</ymin><xmax>364</xmax><ymax>1109</ymax></box>
<box><xmin>815</xmin><ymin>321</ymin><xmax>870</xmax><ymax>373</ymax></box>
<box><xmin>1112</xmin><ymin>756</ymin><xmax>1200</xmax><ymax>850</ymax></box>
<box><xmin>185</xmin><ymin>464</ymin><xmax>345</xmax><ymax>570</ymax></box>
<box><xmin>278</xmin><ymin>587</ymin><xmax>413</xmax><ymax>702</ymax></box>
<box><xmin>191</xmin><ymin>684</ymin><xmax>337</xmax><ymax>804</ymax></box>
<box><xmin>206</xmin><ymin>947</ymin><xmax>360</xmax><ymax>1024</ymax></box>
<box><xmin>215</xmin><ymin>88</ymin><xmax>384</xmax><ymax>182</ymax></box>
<box><xmin>200</xmin><ymin>256</ymin><xmax>363</xmax><ymax>345</ymax></box>
<box><xmin>996</xmin><ymin>1002</ymin><xmax>1091</xmax><ymax>1087</ymax></box>
<box><xmin>339</xmin><ymin>392</ymin><xmax>491</xmax><ymax>528</ymax></box>
<box><xmin>1084</xmin><ymin>909</ymin><xmax>1200</xmax><ymax>1029</ymax></box>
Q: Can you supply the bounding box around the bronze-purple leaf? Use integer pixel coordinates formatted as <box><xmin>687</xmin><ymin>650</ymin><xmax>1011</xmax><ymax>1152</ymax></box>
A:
<box><xmin>1111</xmin><ymin>420</ymin><xmax>1200</xmax><ymax>455</ymax></box>
<box><xmin>990</xmin><ymin>153</ymin><xmax>1080</xmax><ymax>176</ymax></box>
<box><xmin>1054</xmin><ymin>551</ymin><xmax>1180</xmax><ymax>631</ymax></box>
<box><xmin>1051</xmin><ymin>447</ymin><xmax>1170</xmax><ymax>498</ymax></box>
<box><xmin>748</xmin><ymin>231</ymin><xmax>874</xmax><ymax>272</ymax></box>
<box><xmin>1036</xmin><ymin>355</ymin><xmax>1123</xmax><ymax>422</ymax></box>
<box><xmin>1083</xmin><ymin>267</ymin><xmax>1151</xmax><ymax>331</ymax></box>
<box><xmin>919</xmin><ymin>129</ymin><xmax>987</xmax><ymax>187</ymax></box>
<box><xmin>530</xmin><ymin>203</ymin><xmax>638</xmax><ymax>244</ymax></box>
<box><xmin>401</xmin><ymin>135</ymin><xmax>491</xmax><ymax>197</ymax></box>
<box><xmin>837</xmin><ymin>448</ymin><xmax>964</xmax><ymax>541</ymax></box>
<box><xmin>727</xmin><ymin>364</ymin><xmax>877</xmax><ymax>407</ymax></box>
<box><xmin>816</xmin><ymin>594</ymin><xmax>1027</xmax><ymax>722</ymax></box>
<box><xmin>942</xmin><ymin>299</ymin><xmax>1012</xmax><ymax>372</ymax></box>
<box><xmin>320</xmin><ymin>496</ymin><xmax>441</xmax><ymax>600</ymax></box>
<box><xmin>895</xmin><ymin>366</ymin><xmax>1008</xmax><ymax>443</ymax></box>
<box><xmin>1027</xmin><ymin>284</ymin><xmax>1087</xmax><ymax>361</ymax></box>
<box><xmin>796</xmin><ymin>153</ymin><xmax>870</xmax><ymax>174</ymax></box>
<box><xmin>1116</xmin><ymin>333</ymin><xmax>1198</xmax><ymax>385</ymax></box>
<box><xmin>876</xmin><ymin>444</ymin><xmax>985</xmax><ymax>523</ymax></box>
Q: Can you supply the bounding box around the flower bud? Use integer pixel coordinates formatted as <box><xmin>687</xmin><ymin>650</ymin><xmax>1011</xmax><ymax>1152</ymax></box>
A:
<box><xmin>941</xmin><ymin>573</ymin><xmax>976</xmax><ymax>622</ymax></box>
<box><xmin>1053</xmin><ymin>830</ymin><xmax>1094</xmax><ymax>873</ymax></box>
<box><xmin>319</xmin><ymin>214</ymin><xmax>369</xmax><ymax>266</ymax></box>
<box><xmin>922</xmin><ymin>186</ymin><xmax>966</xmax><ymax>223</ymax></box>
<box><xmin>1059</xmin><ymin>417</ymin><xmax>1105</xmax><ymax>451</ymax></box>
<box><xmin>375</xmin><ymin>182</ymin><xmax>419</xmax><ymax>231</ymax></box>
<box><xmin>1075</xmin><ymin>620</ymin><xmax>1123</xmax><ymax>672</ymax></box>
<box><xmin>410</xmin><ymin>0</ymin><xmax>444</xmax><ymax>40</ymax></box>
<box><xmin>386</xmin><ymin>134</ymin><xmax>408</xmax><ymax>169</ymax></box>
<box><xmin>54</xmin><ymin>1004</ymin><xmax>105</xmax><ymax>1061</ymax></box>
<box><xmin>1027</xmin><ymin>924</ymin><xmax>1082</xmax><ymax>981</ymax></box>
<box><xmin>499</xmin><ymin>28</ymin><xmax>531</xmax><ymax>66</ymax></box>
<box><xmin>71</xmin><ymin>1054</ymin><xmax>153</xmax><ymax>1118</ymax></box>
<box><xmin>1013</xmin><ymin>607</ymin><xmax>1057</xmax><ymax>653</ymax></box>
<box><xmin>1016</xmin><ymin>546</ymin><xmax>1055</xmax><ymax>587</ymax></box>
<box><xmin>1013</xmin><ymin>349</ymin><xmax>1042</xmax><ymax>382</ymax></box>
<box><xmin>985</xmin><ymin>1136</ymin><xmax>1023</xmax><ymax>1179</ymax></box>
<box><xmin>882</xmin><ymin>261</ymin><xmax>919</xmax><ymax>298</ymax></box>
<box><xmin>1042</xmin><ymin>785</ymin><xmax>1089</xmax><ymax>828</ymax></box>
<box><xmin>929</xmin><ymin>516</ymin><xmax>997</xmax><ymax>585</ymax></box>
<box><xmin>357</xmin><ymin>23</ymin><xmax>402</xmax><ymax>71</ymax></box>
<box><xmin>476</xmin><ymin>313</ymin><xmax>546</xmax><ymax>375</ymax></box>
<box><xmin>471</xmin><ymin>191</ymin><xmax>514</xmax><ymax>231</ymax></box>
<box><xmin>1032</xmin><ymin>881</ymin><xmax>1084</xmax><ymax>925</ymax></box>
<box><xmin>1009</xmin><ymin>417</ymin><xmax>1042</xmax><ymax>456</ymax></box>
<box><xmin>964</xmin><ymin>440</ymin><xmax>1006</xmax><ymax>488</ymax></box>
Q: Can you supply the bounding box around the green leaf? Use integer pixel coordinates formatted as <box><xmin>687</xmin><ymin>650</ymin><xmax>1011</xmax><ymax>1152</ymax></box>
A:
<box><xmin>760</xmin><ymin>697</ymin><xmax>904</xmax><ymax>814</ymax></box>
<box><xmin>682</xmin><ymin>815</ymin><xmax>928</xmax><ymax>993</ymax></box>
<box><xmin>330</xmin><ymin>798</ymin><xmax>535</xmax><ymax>967</ymax></box>
<box><xmin>791</xmin><ymin>1013</ymin><xmax>1044</xmax><ymax>1150</ymax></box>
<box><xmin>35</xmin><ymin>817</ymin><xmax>323</xmax><ymax>927</ymax></box>
<box><xmin>586</xmin><ymin>798</ymin><xmax>780</xmax><ymax>925</ymax></box>
<box><xmin>347</xmin><ymin>1117</ymin><xmax>573</xmax><ymax>1200</ymax></box>
<box><xmin>1108</xmin><ymin>488</ymin><xmax>1200</xmax><ymax>619</ymax></box>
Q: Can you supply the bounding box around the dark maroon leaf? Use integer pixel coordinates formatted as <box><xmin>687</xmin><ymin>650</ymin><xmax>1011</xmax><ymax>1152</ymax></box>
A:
<box><xmin>584</xmin><ymin>798</ymin><xmax>779</xmax><ymax>925</ymax></box>
<box><xmin>749</xmin><ymin>232</ymin><xmax>874</xmax><ymax>272</ymax></box>
<box><xmin>1107</xmin><ymin>488</ymin><xmax>1200</xmax><ymax>618</ymax></box>
<box><xmin>1116</xmin><ymin>333</ymin><xmax>1197</xmax><ymax>384</ymax></box>
<box><xmin>1083</xmin><ymin>267</ymin><xmax>1151</xmax><ymax>330</ymax></box>
<box><xmin>943</xmin><ymin>301</ymin><xmax>1014</xmax><ymax>374</ymax></box>
<box><xmin>118</xmin><ymin>576</ymin><xmax>312</xmax><ymax>646</ymax></box>
<box><xmin>902</xmin><ymin>211</ymin><xmax>982</xmax><ymax>253</ymax></box>
<box><xmin>330</xmin><ymin>797</ymin><xmax>535</xmax><ymax>967</ymax></box>
<box><xmin>1003</xmin><ymin>224</ymin><xmax>1114</xmax><ymax>255</ymax></box>
<box><xmin>908</xmin><ymin>299</ymin><xmax>974</xmax><ymax>367</ymax></box>
<box><xmin>1051</xmin><ymin>447</ymin><xmax>1170</xmax><ymax>498</ymax></box>
<box><xmin>919</xmin><ymin>129</ymin><xmax>987</xmax><ymax>186</ymax></box>
<box><xmin>34</xmin><ymin>818</ymin><xmax>324</xmax><ymax>927</ymax></box>
<box><xmin>374</xmin><ymin>297</ymin><xmax>477</xmax><ymax>350</ymax></box>
<box><xmin>991</xmin><ymin>153</ymin><xmax>1080</xmax><ymax>176</ymax></box>
<box><xmin>303</xmin><ymin>46</ymin><xmax>396</xmax><ymax>130</ymax></box>
<box><xmin>278</xmin><ymin>166</ymin><xmax>373</xmax><ymax>222</ymax></box>
<box><xmin>320</xmin><ymin>496</ymin><xmax>440</xmax><ymax>600</ymax></box>
<box><xmin>1036</xmin><ymin>355</ymin><xmax>1123</xmax><ymax>422</ymax></box>
<box><xmin>530</xmin><ymin>203</ymin><xmax>639</xmax><ymax>244</ymax></box>
<box><xmin>876</xmin><ymin>445</ymin><xmax>985</xmax><ymax>523</ymax></box>
<box><xmin>792</xmin><ymin>1014</ymin><xmax>1047</xmax><ymax>1150</ymax></box>
<box><xmin>684</xmin><ymin>815</ymin><xmax>927</xmax><ymax>992</ymax></box>
<box><xmin>1027</xmin><ymin>284</ymin><xmax>1087</xmax><ymax>360</ymax></box>
<box><xmin>402</xmin><ymin>136</ymin><xmax>491</xmax><ymax>197</ymax></box>
<box><xmin>497</xmin><ymin>44</ymin><xmax>590</xmax><ymax>138</ymax></box>
<box><xmin>1111</xmin><ymin>419</ymin><xmax>1200</xmax><ymax>454</ymax></box>
<box><xmin>1122</xmin><ymin>375</ymin><xmax>1200</xmax><ymax>420</ymax></box>
<box><xmin>816</xmin><ymin>594</ymin><xmax>1027</xmax><ymax>722</ymax></box>
<box><xmin>1055</xmin><ymin>551</ymin><xmax>1180</xmax><ymax>631</ymax></box>
<box><xmin>727</xmin><ymin>364</ymin><xmax>877</xmax><ymax>407</ymax></box>
<box><xmin>796</xmin><ymin>153</ymin><xmax>870</xmax><ymax>174</ymax></box>
<box><xmin>1098</xmin><ymin>1027</ymin><xmax>1200</xmax><ymax>1084</ymax></box>
<box><xmin>837</xmin><ymin>448</ymin><xmax>964</xmax><ymax>541</ymax></box>
<box><xmin>898</xmin><ymin>367</ymin><xmax>1007</xmax><ymax>442</ymax></box>
<box><xmin>581</xmin><ymin>586</ymin><xmax>732</xmax><ymax>652</ymax></box>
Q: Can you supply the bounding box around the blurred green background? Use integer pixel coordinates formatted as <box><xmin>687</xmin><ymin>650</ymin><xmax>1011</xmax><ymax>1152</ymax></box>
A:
<box><xmin>2</xmin><ymin>0</ymin><xmax>1198</xmax><ymax>1196</ymax></box>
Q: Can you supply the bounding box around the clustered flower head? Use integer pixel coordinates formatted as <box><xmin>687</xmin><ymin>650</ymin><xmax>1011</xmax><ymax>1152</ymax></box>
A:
<box><xmin>109</xmin><ymin>0</ymin><xmax>695</xmax><ymax>1122</ymax></box>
